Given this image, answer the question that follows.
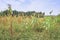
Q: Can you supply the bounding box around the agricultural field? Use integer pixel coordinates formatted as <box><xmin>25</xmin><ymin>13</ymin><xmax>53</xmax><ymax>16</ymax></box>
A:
<box><xmin>0</xmin><ymin>15</ymin><xmax>60</xmax><ymax>40</ymax></box>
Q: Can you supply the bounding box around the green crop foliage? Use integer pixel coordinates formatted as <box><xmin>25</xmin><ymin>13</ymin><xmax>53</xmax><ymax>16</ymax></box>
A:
<box><xmin>0</xmin><ymin>16</ymin><xmax>60</xmax><ymax>40</ymax></box>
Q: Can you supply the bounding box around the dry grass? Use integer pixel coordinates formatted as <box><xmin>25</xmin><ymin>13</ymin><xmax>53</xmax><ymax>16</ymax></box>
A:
<box><xmin>0</xmin><ymin>16</ymin><xmax>60</xmax><ymax>40</ymax></box>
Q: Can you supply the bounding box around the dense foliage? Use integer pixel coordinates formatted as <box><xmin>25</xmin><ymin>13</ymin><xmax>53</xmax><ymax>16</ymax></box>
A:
<box><xmin>0</xmin><ymin>15</ymin><xmax>60</xmax><ymax>40</ymax></box>
<box><xmin>0</xmin><ymin>10</ymin><xmax>45</xmax><ymax>18</ymax></box>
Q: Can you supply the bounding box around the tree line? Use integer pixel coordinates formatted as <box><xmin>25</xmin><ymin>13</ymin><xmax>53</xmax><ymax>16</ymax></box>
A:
<box><xmin>0</xmin><ymin>10</ymin><xmax>45</xmax><ymax>17</ymax></box>
<box><xmin>0</xmin><ymin>4</ymin><xmax>45</xmax><ymax>18</ymax></box>
<box><xmin>0</xmin><ymin>4</ymin><xmax>60</xmax><ymax>17</ymax></box>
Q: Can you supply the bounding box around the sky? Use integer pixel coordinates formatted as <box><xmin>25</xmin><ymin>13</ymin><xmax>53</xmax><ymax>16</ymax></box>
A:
<box><xmin>0</xmin><ymin>0</ymin><xmax>60</xmax><ymax>15</ymax></box>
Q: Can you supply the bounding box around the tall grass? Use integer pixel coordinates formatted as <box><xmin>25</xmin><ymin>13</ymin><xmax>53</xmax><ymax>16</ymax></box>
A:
<box><xmin>0</xmin><ymin>15</ymin><xmax>60</xmax><ymax>40</ymax></box>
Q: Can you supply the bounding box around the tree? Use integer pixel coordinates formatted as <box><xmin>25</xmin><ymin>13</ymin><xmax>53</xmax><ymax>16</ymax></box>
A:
<box><xmin>8</xmin><ymin>4</ymin><xmax>12</xmax><ymax>16</ymax></box>
<box><xmin>13</xmin><ymin>10</ymin><xmax>19</xmax><ymax>17</ymax></box>
<box><xmin>57</xmin><ymin>14</ymin><xmax>60</xmax><ymax>16</ymax></box>
<box><xmin>2</xmin><ymin>10</ymin><xmax>9</xmax><ymax>16</ymax></box>
<box><xmin>49</xmin><ymin>10</ymin><xmax>53</xmax><ymax>15</ymax></box>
